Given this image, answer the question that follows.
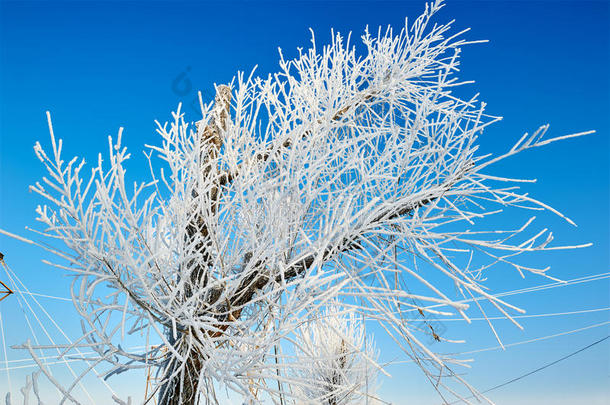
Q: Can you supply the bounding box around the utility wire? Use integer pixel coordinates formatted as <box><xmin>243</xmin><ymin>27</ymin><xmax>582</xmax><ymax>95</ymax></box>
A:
<box><xmin>392</xmin><ymin>320</ymin><xmax>610</xmax><ymax>365</ymax></box>
<box><xmin>458</xmin><ymin>321</ymin><xmax>610</xmax><ymax>356</ymax></box>
<box><xmin>406</xmin><ymin>272</ymin><xmax>610</xmax><ymax>314</ymax></box>
<box><xmin>0</xmin><ymin>309</ymin><xmax>11</xmax><ymax>392</ymax></box>
<box><xmin>449</xmin><ymin>335</ymin><xmax>610</xmax><ymax>404</ymax></box>
<box><xmin>403</xmin><ymin>307</ymin><xmax>610</xmax><ymax>322</ymax></box>
<box><xmin>10</xmin><ymin>271</ymin><xmax>609</xmax><ymax>305</ymax></box>
<box><xmin>483</xmin><ymin>335</ymin><xmax>609</xmax><ymax>393</ymax></box>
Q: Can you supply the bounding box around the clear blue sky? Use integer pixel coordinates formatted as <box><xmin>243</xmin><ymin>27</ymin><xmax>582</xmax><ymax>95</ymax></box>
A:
<box><xmin>0</xmin><ymin>1</ymin><xmax>608</xmax><ymax>404</ymax></box>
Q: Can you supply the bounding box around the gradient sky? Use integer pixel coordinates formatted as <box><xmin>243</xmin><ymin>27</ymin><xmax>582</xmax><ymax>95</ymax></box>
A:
<box><xmin>0</xmin><ymin>1</ymin><xmax>608</xmax><ymax>404</ymax></box>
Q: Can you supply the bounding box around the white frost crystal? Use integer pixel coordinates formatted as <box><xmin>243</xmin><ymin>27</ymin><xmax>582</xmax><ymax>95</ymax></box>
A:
<box><xmin>8</xmin><ymin>1</ymin><xmax>591</xmax><ymax>403</ymax></box>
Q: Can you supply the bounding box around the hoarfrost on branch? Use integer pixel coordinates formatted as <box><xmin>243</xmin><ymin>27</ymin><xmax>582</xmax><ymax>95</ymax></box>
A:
<box><xmin>10</xmin><ymin>1</ymin><xmax>591</xmax><ymax>403</ymax></box>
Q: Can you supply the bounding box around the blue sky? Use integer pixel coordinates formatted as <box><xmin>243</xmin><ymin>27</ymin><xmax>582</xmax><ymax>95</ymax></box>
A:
<box><xmin>0</xmin><ymin>1</ymin><xmax>608</xmax><ymax>404</ymax></box>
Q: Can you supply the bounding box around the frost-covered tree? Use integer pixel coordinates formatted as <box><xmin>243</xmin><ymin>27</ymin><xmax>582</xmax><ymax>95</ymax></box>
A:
<box><xmin>6</xmin><ymin>1</ymin><xmax>591</xmax><ymax>404</ymax></box>
<box><xmin>292</xmin><ymin>305</ymin><xmax>378</xmax><ymax>404</ymax></box>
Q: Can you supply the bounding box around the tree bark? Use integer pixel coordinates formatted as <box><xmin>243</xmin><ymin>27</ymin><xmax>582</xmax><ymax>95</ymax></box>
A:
<box><xmin>159</xmin><ymin>350</ymin><xmax>203</xmax><ymax>405</ymax></box>
<box><xmin>156</xmin><ymin>82</ymin><xmax>465</xmax><ymax>404</ymax></box>
<box><xmin>158</xmin><ymin>86</ymin><xmax>231</xmax><ymax>405</ymax></box>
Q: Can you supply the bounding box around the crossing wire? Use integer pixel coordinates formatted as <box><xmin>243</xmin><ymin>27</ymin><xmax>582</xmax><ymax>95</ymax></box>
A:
<box><xmin>483</xmin><ymin>335</ymin><xmax>609</xmax><ymax>393</ymax></box>
<box><xmin>0</xmin><ymin>308</ymin><xmax>11</xmax><ymax>392</ymax></box>
<box><xmin>449</xmin><ymin>335</ymin><xmax>610</xmax><ymax>404</ymax></box>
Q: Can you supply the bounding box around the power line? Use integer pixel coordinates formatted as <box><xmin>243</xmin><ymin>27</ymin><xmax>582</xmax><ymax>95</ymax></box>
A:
<box><xmin>391</xmin><ymin>320</ymin><xmax>610</xmax><ymax>366</ymax></box>
<box><xmin>458</xmin><ymin>320</ymin><xmax>610</xmax><ymax>356</ymax></box>
<box><xmin>9</xmin><ymin>289</ymin><xmax>72</xmax><ymax>302</ymax></box>
<box><xmin>406</xmin><ymin>272</ymin><xmax>610</xmax><ymax>314</ymax></box>
<box><xmin>403</xmin><ymin>307</ymin><xmax>610</xmax><ymax>322</ymax></box>
<box><xmin>9</xmin><ymin>271</ymin><xmax>609</xmax><ymax>306</ymax></box>
<box><xmin>484</xmin><ymin>335</ymin><xmax>610</xmax><ymax>393</ymax></box>
<box><xmin>450</xmin><ymin>335</ymin><xmax>610</xmax><ymax>404</ymax></box>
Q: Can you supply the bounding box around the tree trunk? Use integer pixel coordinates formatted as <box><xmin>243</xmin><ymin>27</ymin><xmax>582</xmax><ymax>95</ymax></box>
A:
<box><xmin>159</xmin><ymin>347</ymin><xmax>204</xmax><ymax>405</ymax></box>
<box><xmin>158</xmin><ymin>86</ymin><xmax>232</xmax><ymax>405</ymax></box>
